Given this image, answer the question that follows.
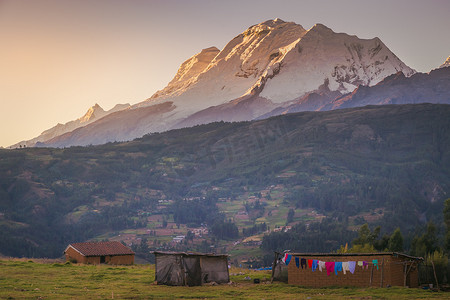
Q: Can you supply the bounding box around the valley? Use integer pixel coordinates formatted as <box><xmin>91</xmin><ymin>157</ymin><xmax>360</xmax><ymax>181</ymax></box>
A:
<box><xmin>1</xmin><ymin>103</ymin><xmax>449</xmax><ymax>263</ymax></box>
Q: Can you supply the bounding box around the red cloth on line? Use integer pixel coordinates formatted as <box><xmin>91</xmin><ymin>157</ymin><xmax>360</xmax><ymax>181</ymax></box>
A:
<box><xmin>307</xmin><ymin>259</ymin><xmax>313</xmax><ymax>268</ymax></box>
<box><xmin>325</xmin><ymin>261</ymin><xmax>335</xmax><ymax>276</ymax></box>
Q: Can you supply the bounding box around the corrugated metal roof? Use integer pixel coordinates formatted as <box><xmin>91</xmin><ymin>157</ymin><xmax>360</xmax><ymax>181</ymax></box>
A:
<box><xmin>152</xmin><ymin>251</ymin><xmax>229</xmax><ymax>258</ymax></box>
<box><xmin>66</xmin><ymin>241</ymin><xmax>134</xmax><ymax>257</ymax></box>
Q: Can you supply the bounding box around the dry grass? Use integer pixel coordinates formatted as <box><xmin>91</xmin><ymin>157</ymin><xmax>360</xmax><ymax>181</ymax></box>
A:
<box><xmin>0</xmin><ymin>259</ymin><xmax>447</xmax><ymax>299</ymax></box>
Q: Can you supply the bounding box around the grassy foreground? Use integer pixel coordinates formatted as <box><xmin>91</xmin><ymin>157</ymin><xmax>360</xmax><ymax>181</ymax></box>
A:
<box><xmin>0</xmin><ymin>259</ymin><xmax>446</xmax><ymax>299</ymax></box>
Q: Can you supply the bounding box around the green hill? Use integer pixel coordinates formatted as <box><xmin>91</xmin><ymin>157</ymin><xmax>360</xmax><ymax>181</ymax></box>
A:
<box><xmin>1</xmin><ymin>103</ymin><xmax>449</xmax><ymax>258</ymax></box>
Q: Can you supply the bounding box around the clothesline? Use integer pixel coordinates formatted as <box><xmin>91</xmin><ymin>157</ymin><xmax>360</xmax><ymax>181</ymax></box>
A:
<box><xmin>281</xmin><ymin>253</ymin><xmax>380</xmax><ymax>276</ymax></box>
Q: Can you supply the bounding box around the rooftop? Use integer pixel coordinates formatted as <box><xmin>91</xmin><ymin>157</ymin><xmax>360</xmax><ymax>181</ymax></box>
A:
<box><xmin>66</xmin><ymin>241</ymin><xmax>134</xmax><ymax>257</ymax></box>
<box><xmin>278</xmin><ymin>251</ymin><xmax>423</xmax><ymax>260</ymax></box>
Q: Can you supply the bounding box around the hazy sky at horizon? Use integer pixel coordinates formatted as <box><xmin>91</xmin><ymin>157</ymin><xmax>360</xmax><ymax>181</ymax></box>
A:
<box><xmin>1</xmin><ymin>0</ymin><xmax>449</xmax><ymax>147</ymax></box>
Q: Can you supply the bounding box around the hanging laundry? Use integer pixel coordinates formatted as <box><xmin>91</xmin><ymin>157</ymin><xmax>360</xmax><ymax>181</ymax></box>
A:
<box><xmin>335</xmin><ymin>262</ymin><xmax>343</xmax><ymax>275</ymax></box>
<box><xmin>348</xmin><ymin>261</ymin><xmax>356</xmax><ymax>274</ymax></box>
<box><xmin>325</xmin><ymin>261</ymin><xmax>335</xmax><ymax>276</ymax></box>
<box><xmin>357</xmin><ymin>261</ymin><xmax>364</xmax><ymax>268</ymax></box>
<box><xmin>372</xmin><ymin>259</ymin><xmax>379</xmax><ymax>270</ymax></box>
<box><xmin>342</xmin><ymin>261</ymin><xmax>349</xmax><ymax>275</ymax></box>
<box><xmin>312</xmin><ymin>259</ymin><xmax>318</xmax><ymax>272</ymax></box>
<box><xmin>307</xmin><ymin>259</ymin><xmax>313</xmax><ymax>269</ymax></box>
<box><xmin>363</xmin><ymin>261</ymin><xmax>369</xmax><ymax>269</ymax></box>
<box><xmin>301</xmin><ymin>258</ymin><xmax>307</xmax><ymax>269</ymax></box>
<box><xmin>282</xmin><ymin>253</ymin><xmax>288</xmax><ymax>264</ymax></box>
<box><xmin>295</xmin><ymin>256</ymin><xmax>300</xmax><ymax>268</ymax></box>
<box><xmin>318</xmin><ymin>260</ymin><xmax>326</xmax><ymax>272</ymax></box>
<box><xmin>285</xmin><ymin>254</ymin><xmax>292</xmax><ymax>266</ymax></box>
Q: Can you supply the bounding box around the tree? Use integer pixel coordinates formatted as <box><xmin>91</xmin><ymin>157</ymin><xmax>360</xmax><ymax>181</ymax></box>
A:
<box><xmin>286</xmin><ymin>208</ymin><xmax>295</xmax><ymax>224</ymax></box>
<box><xmin>352</xmin><ymin>224</ymin><xmax>380</xmax><ymax>247</ymax></box>
<box><xmin>411</xmin><ymin>221</ymin><xmax>440</xmax><ymax>257</ymax></box>
<box><xmin>388</xmin><ymin>228</ymin><xmax>404</xmax><ymax>252</ymax></box>
<box><xmin>211</xmin><ymin>220</ymin><xmax>239</xmax><ymax>240</ymax></box>
<box><xmin>186</xmin><ymin>230</ymin><xmax>194</xmax><ymax>242</ymax></box>
<box><xmin>443</xmin><ymin>198</ymin><xmax>450</xmax><ymax>253</ymax></box>
<box><xmin>338</xmin><ymin>243</ymin><xmax>375</xmax><ymax>254</ymax></box>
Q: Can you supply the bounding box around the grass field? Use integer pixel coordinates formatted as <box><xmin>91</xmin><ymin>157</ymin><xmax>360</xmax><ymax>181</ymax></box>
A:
<box><xmin>0</xmin><ymin>259</ymin><xmax>447</xmax><ymax>299</ymax></box>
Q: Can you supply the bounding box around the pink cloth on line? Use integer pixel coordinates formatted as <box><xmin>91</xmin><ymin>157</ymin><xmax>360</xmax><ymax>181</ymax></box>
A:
<box><xmin>325</xmin><ymin>261</ymin><xmax>335</xmax><ymax>276</ymax></box>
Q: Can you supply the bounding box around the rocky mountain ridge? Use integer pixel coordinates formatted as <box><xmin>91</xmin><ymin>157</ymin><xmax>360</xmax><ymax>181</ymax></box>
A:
<box><xmin>12</xmin><ymin>103</ymin><xmax>130</xmax><ymax>148</ymax></box>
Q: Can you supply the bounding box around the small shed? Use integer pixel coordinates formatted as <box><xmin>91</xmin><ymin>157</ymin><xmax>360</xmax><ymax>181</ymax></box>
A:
<box><xmin>153</xmin><ymin>251</ymin><xmax>229</xmax><ymax>286</ymax></box>
<box><xmin>64</xmin><ymin>241</ymin><xmax>135</xmax><ymax>265</ymax></box>
<box><xmin>274</xmin><ymin>252</ymin><xmax>422</xmax><ymax>288</ymax></box>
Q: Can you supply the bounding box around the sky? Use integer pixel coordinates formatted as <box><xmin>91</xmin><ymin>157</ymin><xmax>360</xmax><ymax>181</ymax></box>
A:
<box><xmin>0</xmin><ymin>0</ymin><xmax>449</xmax><ymax>148</ymax></box>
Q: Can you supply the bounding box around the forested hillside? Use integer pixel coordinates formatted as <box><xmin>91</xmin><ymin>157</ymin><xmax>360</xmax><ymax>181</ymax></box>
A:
<box><xmin>1</xmin><ymin>103</ymin><xmax>449</xmax><ymax>258</ymax></box>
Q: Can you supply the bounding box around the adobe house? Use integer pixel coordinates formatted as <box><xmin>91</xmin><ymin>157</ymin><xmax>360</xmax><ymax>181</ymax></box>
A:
<box><xmin>64</xmin><ymin>241</ymin><xmax>135</xmax><ymax>265</ymax></box>
<box><xmin>273</xmin><ymin>252</ymin><xmax>422</xmax><ymax>288</ymax></box>
<box><xmin>153</xmin><ymin>251</ymin><xmax>230</xmax><ymax>286</ymax></box>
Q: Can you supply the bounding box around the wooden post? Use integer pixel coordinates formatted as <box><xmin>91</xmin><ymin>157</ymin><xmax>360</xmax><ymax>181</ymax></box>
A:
<box><xmin>404</xmin><ymin>261</ymin><xmax>414</xmax><ymax>287</ymax></box>
<box><xmin>154</xmin><ymin>253</ymin><xmax>158</xmax><ymax>283</ymax></box>
<box><xmin>431</xmin><ymin>260</ymin><xmax>440</xmax><ymax>291</ymax></box>
<box><xmin>271</xmin><ymin>252</ymin><xmax>279</xmax><ymax>283</ymax></box>
<box><xmin>369</xmin><ymin>264</ymin><xmax>374</xmax><ymax>286</ymax></box>
<box><xmin>403</xmin><ymin>262</ymin><xmax>407</xmax><ymax>287</ymax></box>
<box><xmin>179</xmin><ymin>256</ymin><xmax>187</xmax><ymax>286</ymax></box>
<box><xmin>225</xmin><ymin>256</ymin><xmax>230</xmax><ymax>284</ymax></box>
<box><xmin>380</xmin><ymin>258</ymin><xmax>384</xmax><ymax>288</ymax></box>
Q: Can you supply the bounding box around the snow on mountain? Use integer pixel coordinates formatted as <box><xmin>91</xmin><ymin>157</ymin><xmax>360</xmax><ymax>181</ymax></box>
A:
<box><xmin>148</xmin><ymin>19</ymin><xmax>413</xmax><ymax>125</ymax></box>
<box><xmin>34</xmin><ymin>19</ymin><xmax>417</xmax><ymax>147</ymax></box>
<box><xmin>143</xmin><ymin>18</ymin><xmax>307</xmax><ymax>116</ymax></box>
<box><xmin>41</xmin><ymin>102</ymin><xmax>174</xmax><ymax>147</ymax></box>
<box><xmin>258</xmin><ymin>23</ymin><xmax>415</xmax><ymax>103</ymax></box>
<box><xmin>12</xmin><ymin>103</ymin><xmax>130</xmax><ymax>148</ymax></box>
<box><xmin>150</xmin><ymin>46</ymin><xmax>220</xmax><ymax>100</ymax></box>
<box><xmin>174</xmin><ymin>21</ymin><xmax>415</xmax><ymax>128</ymax></box>
<box><xmin>440</xmin><ymin>56</ymin><xmax>450</xmax><ymax>68</ymax></box>
<box><xmin>324</xmin><ymin>67</ymin><xmax>450</xmax><ymax>110</ymax></box>
<box><xmin>259</xmin><ymin>67</ymin><xmax>450</xmax><ymax>119</ymax></box>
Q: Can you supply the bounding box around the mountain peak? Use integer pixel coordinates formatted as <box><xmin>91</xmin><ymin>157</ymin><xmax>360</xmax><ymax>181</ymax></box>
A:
<box><xmin>246</xmin><ymin>18</ymin><xmax>297</xmax><ymax>34</ymax></box>
<box><xmin>79</xmin><ymin>103</ymin><xmax>105</xmax><ymax>123</ymax></box>
<box><xmin>259</xmin><ymin>18</ymin><xmax>286</xmax><ymax>27</ymax></box>
<box><xmin>439</xmin><ymin>56</ymin><xmax>450</xmax><ymax>69</ymax></box>
<box><xmin>201</xmin><ymin>46</ymin><xmax>220</xmax><ymax>53</ymax></box>
<box><xmin>308</xmin><ymin>23</ymin><xmax>334</xmax><ymax>35</ymax></box>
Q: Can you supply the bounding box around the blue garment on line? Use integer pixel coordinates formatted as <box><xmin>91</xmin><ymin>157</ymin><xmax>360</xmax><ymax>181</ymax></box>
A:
<box><xmin>335</xmin><ymin>262</ymin><xmax>343</xmax><ymax>275</ymax></box>
<box><xmin>312</xmin><ymin>259</ymin><xmax>318</xmax><ymax>271</ymax></box>
<box><xmin>295</xmin><ymin>257</ymin><xmax>300</xmax><ymax>268</ymax></box>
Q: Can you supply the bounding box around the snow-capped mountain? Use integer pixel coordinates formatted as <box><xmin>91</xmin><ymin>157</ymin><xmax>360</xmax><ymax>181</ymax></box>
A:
<box><xmin>259</xmin><ymin>66</ymin><xmax>450</xmax><ymax>119</ymax></box>
<box><xmin>28</xmin><ymin>19</ymin><xmax>417</xmax><ymax>147</ymax></box>
<box><xmin>13</xmin><ymin>103</ymin><xmax>130</xmax><ymax>148</ymax></box>
<box><xmin>440</xmin><ymin>56</ymin><xmax>450</xmax><ymax>68</ymax></box>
